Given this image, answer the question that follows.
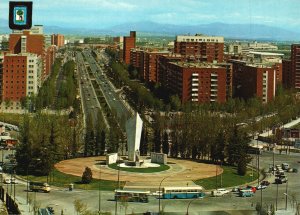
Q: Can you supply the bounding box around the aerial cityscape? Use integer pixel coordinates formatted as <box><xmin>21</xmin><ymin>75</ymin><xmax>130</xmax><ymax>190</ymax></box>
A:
<box><xmin>1</xmin><ymin>0</ymin><xmax>300</xmax><ymax>215</ymax></box>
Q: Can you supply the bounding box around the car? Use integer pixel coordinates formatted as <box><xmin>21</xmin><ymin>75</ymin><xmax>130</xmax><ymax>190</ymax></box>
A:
<box><xmin>256</xmin><ymin>184</ymin><xmax>267</xmax><ymax>190</ymax></box>
<box><xmin>4</xmin><ymin>178</ymin><xmax>11</xmax><ymax>184</ymax></box>
<box><xmin>261</xmin><ymin>180</ymin><xmax>270</xmax><ymax>186</ymax></box>
<box><xmin>246</xmin><ymin>185</ymin><xmax>257</xmax><ymax>193</ymax></box>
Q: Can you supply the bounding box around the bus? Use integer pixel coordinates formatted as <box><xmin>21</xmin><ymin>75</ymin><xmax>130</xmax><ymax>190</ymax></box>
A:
<box><xmin>29</xmin><ymin>182</ymin><xmax>51</xmax><ymax>193</ymax></box>
<box><xmin>161</xmin><ymin>186</ymin><xmax>205</xmax><ymax>199</ymax></box>
<box><xmin>114</xmin><ymin>190</ymin><xmax>150</xmax><ymax>203</ymax></box>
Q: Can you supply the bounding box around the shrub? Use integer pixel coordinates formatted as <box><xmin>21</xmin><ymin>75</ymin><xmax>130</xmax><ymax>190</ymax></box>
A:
<box><xmin>81</xmin><ymin>167</ymin><xmax>93</xmax><ymax>184</ymax></box>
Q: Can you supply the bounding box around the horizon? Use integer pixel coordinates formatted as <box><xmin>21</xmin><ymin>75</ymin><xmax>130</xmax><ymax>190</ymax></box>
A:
<box><xmin>0</xmin><ymin>0</ymin><xmax>300</xmax><ymax>33</ymax></box>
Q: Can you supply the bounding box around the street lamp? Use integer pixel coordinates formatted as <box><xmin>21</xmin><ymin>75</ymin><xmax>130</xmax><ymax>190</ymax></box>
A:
<box><xmin>158</xmin><ymin>176</ymin><xmax>170</xmax><ymax>214</ymax></box>
<box><xmin>27</xmin><ymin>158</ymin><xmax>40</xmax><ymax>205</ymax></box>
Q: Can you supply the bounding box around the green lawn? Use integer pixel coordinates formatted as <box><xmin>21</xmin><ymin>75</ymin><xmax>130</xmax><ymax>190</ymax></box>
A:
<box><xmin>194</xmin><ymin>166</ymin><xmax>258</xmax><ymax>190</ymax></box>
<box><xmin>108</xmin><ymin>163</ymin><xmax>170</xmax><ymax>173</ymax></box>
<box><xmin>21</xmin><ymin>169</ymin><xmax>124</xmax><ymax>191</ymax></box>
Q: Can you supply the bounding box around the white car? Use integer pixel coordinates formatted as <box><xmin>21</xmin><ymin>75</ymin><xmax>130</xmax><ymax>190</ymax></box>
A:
<box><xmin>4</xmin><ymin>178</ymin><xmax>11</xmax><ymax>184</ymax></box>
<box><xmin>256</xmin><ymin>185</ymin><xmax>267</xmax><ymax>190</ymax></box>
<box><xmin>152</xmin><ymin>191</ymin><xmax>163</xmax><ymax>197</ymax></box>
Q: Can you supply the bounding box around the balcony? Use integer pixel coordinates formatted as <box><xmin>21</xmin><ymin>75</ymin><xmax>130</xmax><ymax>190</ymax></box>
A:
<box><xmin>192</xmin><ymin>73</ymin><xmax>199</xmax><ymax>77</ymax></box>
<box><xmin>211</xmin><ymin>83</ymin><xmax>218</xmax><ymax>87</ymax></box>
<box><xmin>210</xmin><ymin>88</ymin><xmax>218</xmax><ymax>92</ymax></box>
<box><xmin>192</xmin><ymin>83</ymin><xmax>199</xmax><ymax>87</ymax></box>
<box><xmin>192</xmin><ymin>93</ymin><xmax>198</xmax><ymax>97</ymax></box>
<box><xmin>192</xmin><ymin>88</ymin><xmax>198</xmax><ymax>92</ymax></box>
<box><xmin>192</xmin><ymin>99</ymin><xmax>199</xmax><ymax>102</ymax></box>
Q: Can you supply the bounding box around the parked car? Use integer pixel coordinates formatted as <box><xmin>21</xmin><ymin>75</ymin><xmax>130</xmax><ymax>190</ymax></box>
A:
<box><xmin>211</xmin><ymin>188</ymin><xmax>230</xmax><ymax>197</ymax></box>
<box><xmin>275</xmin><ymin>176</ymin><xmax>288</xmax><ymax>184</ymax></box>
<box><xmin>239</xmin><ymin>189</ymin><xmax>254</xmax><ymax>197</ymax></box>
<box><xmin>261</xmin><ymin>181</ymin><xmax>270</xmax><ymax>186</ymax></box>
<box><xmin>256</xmin><ymin>184</ymin><xmax>268</xmax><ymax>190</ymax></box>
<box><xmin>246</xmin><ymin>186</ymin><xmax>257</xmax><ymax>193</ymax></box>
<box><xmin>282</xmin><ymin>163</ymin><xmax>289</xmax><ymax>170</ymax></box>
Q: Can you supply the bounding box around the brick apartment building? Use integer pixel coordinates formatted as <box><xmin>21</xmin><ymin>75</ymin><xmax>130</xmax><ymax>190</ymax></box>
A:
<box><xmin>142</xmin><ymin>50</ymin><xmax>169</xmax><ymax>83</ymax></box>
<box><xmin>174</xmin><ymin>35</ymin><xmax>224</xmax><ymax>63</ymax></box>
<box><xmin>2</xmin><ymin>53</ymin><xmax>42</xmax><ymax>102</ymax></box>
<box><xmin>291</xmin><ymin>44</ymin><xmax>300</xmax><ymax>89</ymax></box>
<box><xmin>282</xmin><ymin>59</ymin><xmax>293</xmax><ymax>89</ymax></box>
<box><xmin>162</xmin><ymin>62</ymin><xmax>228</xmax><ymax>103</ymax></box>
<box><xmin>8</xmin><ymin>26</ymin><xmax>57</xmax><ymax>80</ymax></box>
<box><xmin>123</xmin><ymin>31</ymin><xmax>136</xmax><ymax>64</ymax></box>
<box><xmin>51</xmin><ymin>34</ymin><xmax>65</xmax><ymax>48</ymax></box>
<box><xmin>230</xmin><ymin>60</ymin><xmax>277</xmax><ymax>103</ymax></box>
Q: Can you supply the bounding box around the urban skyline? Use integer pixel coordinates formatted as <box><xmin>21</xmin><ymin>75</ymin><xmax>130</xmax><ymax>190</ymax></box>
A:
<box><xmin>0</xmin><ymin>0</ymin><xmax>300</xmax><ymax>32</ymax></box>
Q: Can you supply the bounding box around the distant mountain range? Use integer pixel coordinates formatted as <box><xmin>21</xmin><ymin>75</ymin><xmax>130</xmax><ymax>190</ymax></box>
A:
<box><xmin>1</xmin><ymin>19</ymin><xmax>300</xmax><ymax>41</ymax></box>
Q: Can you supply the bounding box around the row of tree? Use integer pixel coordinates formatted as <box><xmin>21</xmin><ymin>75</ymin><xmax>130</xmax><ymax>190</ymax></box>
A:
<box><xmin>15</xmin><ymin>113</ymin><xmax>80</xmax><ymax>176</ymax></box>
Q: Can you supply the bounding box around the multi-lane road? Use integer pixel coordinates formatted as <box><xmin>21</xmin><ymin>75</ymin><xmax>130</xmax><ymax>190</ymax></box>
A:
<box><xmin>81</xmin><ymin>50</ymin><xmax>132</xmax><ymax>129</ymax></box>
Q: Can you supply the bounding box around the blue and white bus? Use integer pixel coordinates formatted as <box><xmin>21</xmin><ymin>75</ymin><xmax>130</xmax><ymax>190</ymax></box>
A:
<box><xmin>161</xmin><ymin>186</ymin><xmax>205</xmax><ymax>199</ymax></box>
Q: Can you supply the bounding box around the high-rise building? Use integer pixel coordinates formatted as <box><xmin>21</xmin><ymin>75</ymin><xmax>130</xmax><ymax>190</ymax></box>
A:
<box><xmin>161</xmin><ymin>61</ymin><xmax>228</xmax><ymax>103</ymax></box>
<box><xmin>174</xmin><ymin>34</ymin><xmax>224</xmax><ymax>63</ymax></box>
<box><xmin>230</xmin><ymin>60</ymin><xmax>277</xmax><ymax>103</ymax></box>
<box><xmin>51</xmin><ymin>34</ymin><xmax>65</xmax><ymax>48</ymax></box>
<box><xmin>282</xmin><ymin>59</ymin><xmax>292</xmax><ymax>89</ymax></box>
<box><xmin>123</xmin><ymin>31</ymin><xmax>136</xmax><ymax>64</ymax></box>
<box><xmin>291</xmin><ymin>44</ymin><xmax>300</xmax><ymax>90</ymax></box>
<box><xmin>2</xmin><ymin>53</ymin><xmax>42</xmax><ymax>102</ymax></box>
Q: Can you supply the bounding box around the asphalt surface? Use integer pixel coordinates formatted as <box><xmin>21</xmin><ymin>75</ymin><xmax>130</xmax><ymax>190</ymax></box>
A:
<box><xmin>1</xmin><ymin>149</ymin><xmax>300</xmax><ymax>214</ymax></box>
<box><xmin>81</xmin><ymin>50</ymin><xmax>132</xmax><ymax>130</ymax></box>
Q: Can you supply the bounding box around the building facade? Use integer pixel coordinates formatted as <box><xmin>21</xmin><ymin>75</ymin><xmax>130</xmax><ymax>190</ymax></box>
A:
<box><xmin>123</xmin><ymin>31</ymin><xmax>136</xmax><ymax>64</ymax></box>
<box><xmin>174</xmin><ymin>35</ymin><xmax>224</xmax><ymax>63</ymax></box>
<box><xmin>291</xmin><ymin>44</ymin><xmax>300</xmax><ymax>90</ymax></box>
<box><xmin>51</xmin><ymin>34</ymin><xmax>65</xmax><ymax>48</ymax></box>
<box><xmin>230</xmin><ymin>60</ymin><xmax>277</xmax><ymax>103</ymax></box>
<box><xmin>162</xmin><ymin>62</ymin><xmax>227</xmax><ymax>103</ymax></box>
<box><xmin>2</xmin><ymin>53</ymin><xmax>42</xmax><ymax>102</ymax></box>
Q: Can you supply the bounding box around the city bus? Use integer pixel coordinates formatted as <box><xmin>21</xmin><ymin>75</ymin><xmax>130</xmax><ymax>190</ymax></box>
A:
<box><xmin>161</xmin><ymin>186</ymin><xmax>205</xmax><ymax>199</ymax></box>
<box><xmin>114</xmin><ymin>190</ymin><xmax>150</xmax><ymax>203</ymax></box>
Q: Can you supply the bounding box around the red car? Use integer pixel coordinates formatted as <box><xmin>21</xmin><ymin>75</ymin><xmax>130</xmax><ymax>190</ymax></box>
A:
<box><xmin>246</xmin><ymin>185</ymin><xmax>257</xmax><ymax>193</ymax></box>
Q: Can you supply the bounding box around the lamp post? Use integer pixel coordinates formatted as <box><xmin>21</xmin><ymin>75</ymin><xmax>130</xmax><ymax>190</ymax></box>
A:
<box><xmin>27</xmin><ymin>158</ymin><xmax>40</xmax><ymax>205</ymax></box>
<box><xmin>158</xmin><ymin>176</ymin><xmax>170</xmax><ymax>214</ymax></box>
<box><xmin>285</xmin><ymin>180</ymin><xmax>289</xmax><ymax>211</ymax></box>
<box><xmin>186</xmin><ymin>198</ymin><xmax>197</xmax><ymax>215</ymax></box>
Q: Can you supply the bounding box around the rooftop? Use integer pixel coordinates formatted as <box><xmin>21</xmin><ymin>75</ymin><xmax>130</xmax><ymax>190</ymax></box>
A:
<box><xmin>170</xmin><ymin>61</ymin><xmax>222</xmax><ymax>69</ymax></box>
<box><xmin>249</xmin><ymin>51</ymin><xmax>284</xmax><ymax>56</ymax></box>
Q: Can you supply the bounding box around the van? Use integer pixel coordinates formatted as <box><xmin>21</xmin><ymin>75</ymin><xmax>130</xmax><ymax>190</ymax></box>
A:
<box><xmin>29</xmin><ymin>182</ymin><xmax>51</xmax><ymax>193</ymax></box>
<box><xmin>282</xmin><ymin>163</ymin><xmax>289</xmax><ymax>170</ymax></box>
<box><xmin>239</xmin><ymin>189</ymin><xmax>254</xmax><ymax>197</ymax></box>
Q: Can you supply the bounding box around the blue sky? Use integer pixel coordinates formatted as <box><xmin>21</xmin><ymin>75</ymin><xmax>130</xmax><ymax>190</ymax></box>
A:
<box><xmin>1</xmin><ymin>0</ymin><xmax>300</xmax><ymax>30</ymax></box>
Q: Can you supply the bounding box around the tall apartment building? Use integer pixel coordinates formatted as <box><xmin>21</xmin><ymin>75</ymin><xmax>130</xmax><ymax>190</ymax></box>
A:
<box><xmin>8</xmin><ymin>26</ymin><xmax>57</xmax><ymax>81</ymax></box>
<box><xmin>230</xmin><ymin>60</ymin><xmax>277</xmax><ymax>103</ymax></box>
<box><xmin>2</xmin><ymin>53</ymin><xmax>42</xmax><ymax>102</ymax></box>
<box><xmin>143</xmin><ymin>50</ymin><xmax>170</xmax><ymax>83</ymax></box>
<box><xmin>291</xmin><ymin>44</ymin><xmax>300</xmax><ymax>90</ymax></box>
<box><xmin>174</xmin><ymin>34</ymin><xmax>224</xmax><ymax>63</ymax></box>
<box><xmin>162</xmin><ymin>62</ymin><xmax>228</xmax><ymax>103</ymax></box>
<box><xmin>51</xmin><ymin>34</ymin><xmax>65</xmax><ymax>48</ymax></box>
<box><xmin>123</xmin><ymin>31</ymin><xmax>136</xmax><ymax>64</ymax></box>
<box><xmin>282</xmin><ymin>59</ymin><xmax>293</xmax><ymax>89</ymax></box>
<box><xmin>0</xmin><ymin>54</ymin><xmax>3</xmax><ymax>101</ymax></box>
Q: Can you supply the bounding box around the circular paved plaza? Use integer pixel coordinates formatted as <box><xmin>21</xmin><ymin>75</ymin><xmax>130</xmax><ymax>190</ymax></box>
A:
<box><xmin>55</xmin><ymin>156</ymin><xmax>222</xmax><ymax>189</ymax></box>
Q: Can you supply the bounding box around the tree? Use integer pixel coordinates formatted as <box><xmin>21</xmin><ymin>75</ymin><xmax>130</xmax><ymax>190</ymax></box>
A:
<box><xmin>162</xmin><ymin>131</ymin><xmax>169</xmax><ymax>155</ymax></box>
<box><xmin>169</xmin><ymin>95</ymin><xmax>181</xmax><ymax>111</ymax></box>
<box><xmin>237</xmin><ymin>157</ymin><xmax>247</xmax><ymax>176</ymax></box>
<box><xmin>15</xmin><ymin>114</ymin><xmax>31</xmax><ymax>174</ymax></box>
<box><xmin>82</xmin><ymin>167</ymin><xmax>93</xmax><ymax>184</ymax></box>
<box><xmin>74</xmin><ymin>199</ymin><xmax>87</xmax><ymax>215</ymax></box>
<box><xmin>100</xmin><ymin>130</ymin><xmax>106</xmax><ymax>155</ymax></box>
<box><xmin>153</xmin><ymin>127</ymin><xmax>161</xmax><ymax>153</ymax></box>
